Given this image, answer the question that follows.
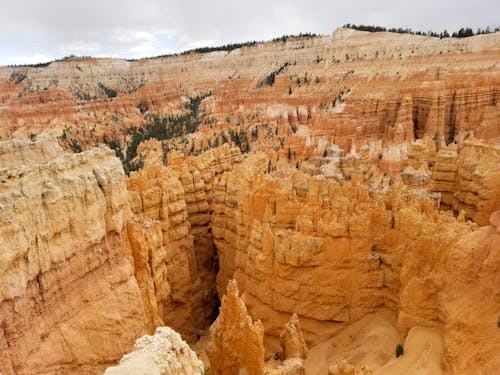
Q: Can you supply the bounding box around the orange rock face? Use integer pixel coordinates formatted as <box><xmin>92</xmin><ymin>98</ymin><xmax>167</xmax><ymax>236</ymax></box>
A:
<box><xmin>412</xmin><ymin>210</ymin><xmax>500</xmax><ymax>374</ymax></box>
<box><xmin>0</xmin><ymin>136</ymin><xmax>148</xmax><ymax>375</ymax></box>
<box><xmin>0</xmin><ymin>138</ymin><xmax>242</xmax><ymax>374</ymax></box>
<box><xmin>280</xmin><ymin>313</ymin><xmax>308</xmax><ymax>361</ymax></box>
<box><xmin>430</xmin><ymin>137</ymin><xmax>500</xmax><ymax>225</ymax></box>
<box><xmin>124</xmin><ymin>144</ymin><xmax>243</xmax><ymax>338</ymax></box>
<box><xmin>208</xmin><ymin>149</ymin><xmax>498</xmax><ymax>373</ymax></box>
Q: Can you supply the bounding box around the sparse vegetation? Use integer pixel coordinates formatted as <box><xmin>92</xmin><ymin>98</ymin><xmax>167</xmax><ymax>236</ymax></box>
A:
<box><xmin>138</xmin><ymin>99</ymin><xmax>149</xmax><ymax>114</ymax></box>
<box><xmin>229</xmin><ymin>128</ymin><xmax>250</xmax><ymax>153</ymax></box>
<box><xmin>271</xmin><ymin>32</ymin><xmax>318</xmax><ymax>43</ymax></box>
<box><xmin>98</xmin><ymin>83</ymin><xmax>117</xmax><ymax>98</ymax></box>
<box><xmin>102</xmin><ymin>135</ymin><xmax>124</xmax><ymax>160</ymax></box>
<box><xmin>69</xmin><ymin>138</ymin><xmax>82</xmax><ymax>153</ymax></box>
<box><xmin>332</xmin><ymin>88</ymin><xmax>350</xmax><ymax>107</ymax></box>
<box><xmin>126</xmin><ymin>33</ymin><xmax>320</xmax><ymax>62</ymax></box>
<box><xmin>258</xmin><ymin>62</ymin><xmax>290</xmax><ymax>87</ymax></box>
<box><xmin>75</xmin><ymin>92</ymin><xmax>96</xmax><ymax>101</ymax></box>
<box><xmin>181</xmin><ymin>41</ymin><xmax>258</xmax><ymax>54</ymax></box>
<box><xmin>6</xmin><ymin>55</ymin><xmax>92</xmax><ymax>68</ymax></box>
<box><xmin>9</xmin><ymin>71</ymin><xmax>28</xmax><ymax>84</ymax></box>
<box><xmin>395</xmin><ymin>343</ymin><xmax>404</xmax><ymax>358</ymax></box>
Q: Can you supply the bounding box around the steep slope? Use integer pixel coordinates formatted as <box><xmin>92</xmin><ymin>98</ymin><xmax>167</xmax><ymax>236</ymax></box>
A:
<box><xmin>0</xmin><ymin>136</ymin><xmax>148</xmax><ymax>374</ymax></box>
<box><xmin>0</xmin><ymin>133</ymin><xmax>497</xmax><ymax>374</ymax></box>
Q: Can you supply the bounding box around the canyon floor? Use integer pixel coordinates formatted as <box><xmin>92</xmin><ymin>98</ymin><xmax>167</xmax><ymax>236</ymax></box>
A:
<box><xmin>0</xmin><ymin>28</ymin><xmax>499</xmax><ymax>374</ymax></box>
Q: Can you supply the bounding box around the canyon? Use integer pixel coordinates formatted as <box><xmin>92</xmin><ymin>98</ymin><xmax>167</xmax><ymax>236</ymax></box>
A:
<box><xmin>0</xmin><ymin>28</ymin><xmax>499</xmax><ymax>374</ymax></box>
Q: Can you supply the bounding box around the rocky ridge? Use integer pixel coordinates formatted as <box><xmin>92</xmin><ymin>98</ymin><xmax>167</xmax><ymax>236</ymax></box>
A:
<box><xmin>0</xmin><ymin>30</ymin><xmax>498</xmax><ymax>166</ymax></box>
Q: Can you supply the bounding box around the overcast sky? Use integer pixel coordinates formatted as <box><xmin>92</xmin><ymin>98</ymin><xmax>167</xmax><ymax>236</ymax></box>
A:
<box><xmin>1</xmin><ymin>0</ymin><xmax>498</xmax><ymax>65</ymax></box>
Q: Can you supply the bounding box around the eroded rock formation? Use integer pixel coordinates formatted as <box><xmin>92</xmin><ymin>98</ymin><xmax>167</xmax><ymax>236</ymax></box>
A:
<box><xmin>430</xmin><ymin>137</ymin><xmax>500</xmax><ymax>225</ymax></box>
<box><xmin>266</xmin><ymin>314</ymin><xmax>308</xmax><ymax>375</ymax></box>
<box><xmin>103</xmin><ymin>326</ymin><xmax>204</xmax><ymax>375</ymax></box>
<box><xmin>123</xmin><ymin>143</ymin><xmax>243</xmax><ymax>338</ymax></box>
<box><xmin>0</xmin><ymin>137</ymin><xmax>241</xmax><ymax>374</ymax></box>
<box><xmin>0</xmin><ymin>30</ymin><xmax>498</xmax><ymax>165</ymax></box>
<box><xmin>207</xmin><ymin>279</ymin><xmax>265</xmax><ymax>375</ymax></box>
<box><xmin>280</xmin><ymin>313</ymin><xmax>308</xmax><ymax>361</ymax></box>
<box><xmin>208</xmin><ymin>149</ymin><xmax>498</xmax><ymax>373</ymax></box>
<box><xmin>0</xmin><ymin>136</ymin><xmax>148</xmax><ymax>374</ymax></box>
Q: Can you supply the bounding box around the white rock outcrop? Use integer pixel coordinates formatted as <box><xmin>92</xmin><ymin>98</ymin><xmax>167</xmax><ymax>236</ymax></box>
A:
<box><xmin>104</xmin><ymin>326</ymin><xmax>204</xmax><ymax>375</ymax></box>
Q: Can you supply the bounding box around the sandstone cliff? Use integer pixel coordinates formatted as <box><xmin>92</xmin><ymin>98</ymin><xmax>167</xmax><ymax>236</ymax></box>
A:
<box><xmin>0</xmin><ymin>136</ymin><xmax>148</xmax><ymax>374</ymax></box>
<box><xmin>430</xmin><ymin>137</ymin><xmax>500</xmax><ymax>225</ymax></box>
<box><xmin>124</xmin><ymin>143</ymin><xmax>243</xmax><ymax>338</ymax></box>
<box><xmin>0</xmin><ymin>137</ymin><xmax>241</xmax><ymax>374</ymax></box>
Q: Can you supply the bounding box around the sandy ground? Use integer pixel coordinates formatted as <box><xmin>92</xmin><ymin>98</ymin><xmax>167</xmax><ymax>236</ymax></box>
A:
<box><xmin>305</xmin><ymin>309</ymin><xmax>400</xmax><ymax>374</ymax></box>
<box><xmin>194</xmin><ymin>311</ymin><xmax>444</xmax><ymax>374</ymax></box>
<box><xmin>375</xmin><ymin>326</ymin><xmax>444</xmax><ymax>375</ymax></box>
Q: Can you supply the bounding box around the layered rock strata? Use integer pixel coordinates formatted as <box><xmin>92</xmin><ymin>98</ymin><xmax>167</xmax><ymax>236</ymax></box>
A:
<box><xmin>430</xmin><ymin>137</ymin><xmax>500</xmax><ymax>225</ymax></box>
<box><xmin>0</xmin><ymin>137</ymin><xmax>243</xmax><ymax>374</ymax></box>
<box><xmin>0</xmin><ymin>130</ymin><xmax>498</xmax><ymax>374</ymax></box>
<box><xmin>0</xmin><ymin>30</ymin><xmax>498</xmax><ymax>165</ymax></box>
<box><xmin>124</xmin><ymin>143</ymin><xmax>243</xmax><ymax>338</ymax></box>
<box><xmin>0</xmin><ymin>136</ymin><xmax>148</xmax><ymax>374</ymax></box>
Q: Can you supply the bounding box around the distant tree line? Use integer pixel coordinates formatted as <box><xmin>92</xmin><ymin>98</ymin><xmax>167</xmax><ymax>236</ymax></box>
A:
<box><xmin>4</xmin><ymin>33</ymin><xmax>320</xmax><ymax>68</ymax></box>
<box><xmin>174</xmin><ymin>33</ymin><xmax>319</xmax><ymax>55</ymax></box>
<box><xmin>271</xmin><ymin>32</ymin><xmax>318</xmax><ymax>43</ymax></box>
<box><xmin>181</xmin><ymin>41</ymin><xmax>259</xmax><ymax>54</ymax></box>
<box><xmin>11</xmin><ymin>23</ymin><xmax>498</xmax><ymax>70</ymax></box>
<box><xmin>6</xmin><ymin>55</ymin><xmax>92</xmax><ymax>69</ymax></box>
<box><xmin>129</xmin><ymin>33</ymin><xmax>321</xmax><ymax>61</ymax></box>
<box><xmin>343</xmin><ymin>23</ymin><xmax>500</xmax><ymax>38</ymax></box>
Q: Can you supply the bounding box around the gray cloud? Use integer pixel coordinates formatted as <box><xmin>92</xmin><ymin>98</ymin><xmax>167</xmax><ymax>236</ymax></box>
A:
<box><xmin>1</xmin><ymin>0</ymin><xmax>498</xmax><ymax>65</ymax></box>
